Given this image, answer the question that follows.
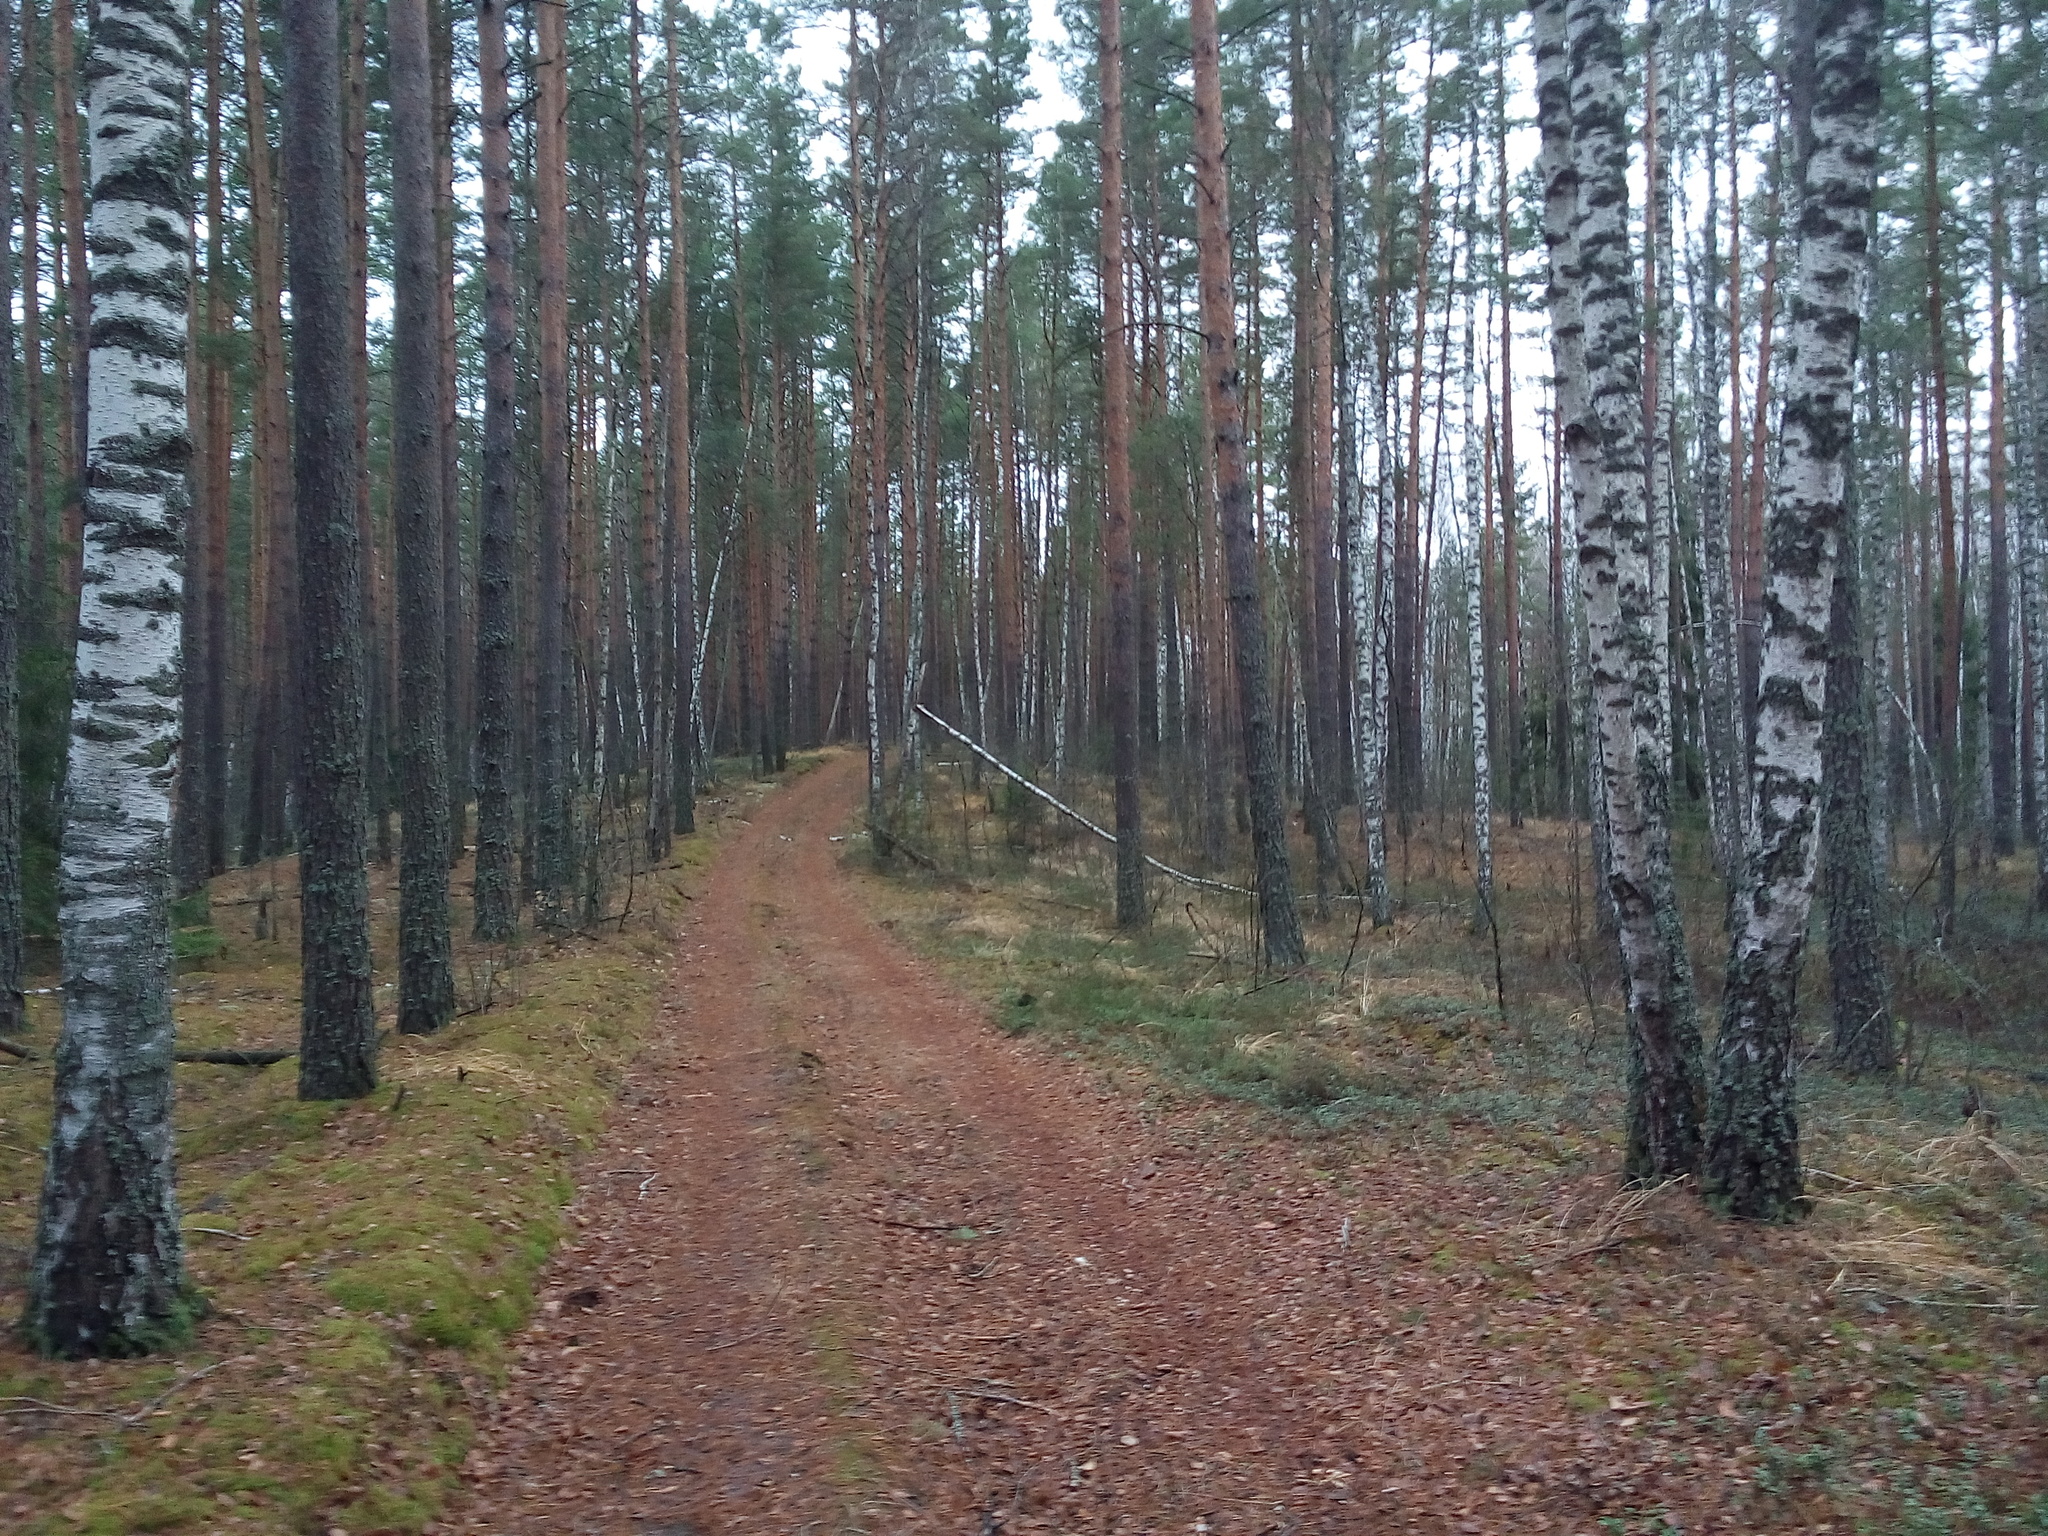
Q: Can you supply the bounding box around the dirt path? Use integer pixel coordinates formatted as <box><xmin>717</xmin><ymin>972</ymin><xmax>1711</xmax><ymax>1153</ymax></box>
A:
<box><xmin>451</xmin><ymin>755</ymin><xmax>1637</xmax><ymax>1534</ymax></box>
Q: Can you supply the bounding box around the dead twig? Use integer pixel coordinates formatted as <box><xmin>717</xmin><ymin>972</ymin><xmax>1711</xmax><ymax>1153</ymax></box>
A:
<box><xmin>0</xmin><ymin>1360</ymin><xmax>229</xmax><ymax>1427</ymax></box>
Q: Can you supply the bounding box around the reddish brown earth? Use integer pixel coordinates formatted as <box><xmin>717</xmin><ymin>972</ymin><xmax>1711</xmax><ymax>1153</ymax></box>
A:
<box><xmin>450</xmin><ymin>754</ymin><xmax>1983</xmax><ymax>1535</ymax></box>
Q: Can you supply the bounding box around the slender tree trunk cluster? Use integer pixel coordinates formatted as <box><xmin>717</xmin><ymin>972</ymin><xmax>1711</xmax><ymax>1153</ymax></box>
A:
<box><xmin>20</xmin><ymin>0</ymin><xmax>2048</xmax><ymax>1358</ymax></box>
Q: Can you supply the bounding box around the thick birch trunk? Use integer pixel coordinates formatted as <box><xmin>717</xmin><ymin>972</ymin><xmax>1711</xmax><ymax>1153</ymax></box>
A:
<box><xmin>26</xmin><ymin>0</ymin><xmax>195</xmax><ymax>1356</ymax></box>
<box><xmin>1538</xmin><ymin>0</ymin><xmax>1705</xmax><ymax>1182</ymax></box>
<box><xmin>1703</xmin><ymin>0</ymin><xmax>1884</xmax><ymax>1220</ymax></box>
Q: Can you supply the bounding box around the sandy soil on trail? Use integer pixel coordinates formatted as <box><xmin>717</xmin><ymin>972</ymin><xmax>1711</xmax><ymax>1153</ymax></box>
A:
<box><xmin>449</xmin><ymin>755</ymin><xmax>1686</xmax><ymax>1534</ymax></box>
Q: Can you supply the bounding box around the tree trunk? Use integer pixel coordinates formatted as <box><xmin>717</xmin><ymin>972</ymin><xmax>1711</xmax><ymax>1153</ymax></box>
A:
<box><xmin>390</xmin><ymin>0</ymin><xmax>453</xmax><ymax>1034</ymax></box>
<box><xmin>663</xmin><ymin>0</ymin><xmax>695</xmax><ymax>837</ymax></box>
<box><xmin>1099</xmin><ymin>0</ymin><xmax>1144</xmax><ymax>927</ymax></box>
<box><xmin>17</xmin><ymin>0</ymin><xmax>46</xmax><ymax>627</ymax></box>
<box><xmin>1824</xmin><ymin>471</ymin><xmax>1892</xmax><ymax>1074</ymax></box>
<box><xmin>1537</xmin><ymin>0</ymin><xmax>1705</xmax><ymax>1183</ymax></box>
<box><xmin>1921</xmin><ymin>3</ymin><xmax>1963</xmax><ymax>936</ymax></box>
<box><xmin>1990</xmin><ymin>186</ymin><xmax>2015</xmax><ymax>858</ymax></box>
<box><xmin>241</xmin><ymin>0</ymin><xmax>296</xmax><ymax>864</ymax></box>
<box><xmin>0</xmin><ymin>0</ymin><xmax>23</xmax><ymax>1036</ymax></box>
<box><xmin>1192</xmin><ymin>0</ymin><xmax>1304</xmax><ymax>968</ymax></box>
<box><xmin>472</xmin><ymin>0</ymin><xmax>517</xmax><ymax>939</ymax></box>
<box><xmin>533</xmin><ymin>0</ymin><xmax>572</xmax><ymax>918</ymax></box>
<box><xmin>283</xmin><ymin>0</ymin><xmax>376</xmax><ymax>1098</ymax></box>
<box><xmin>1461</xmin><ymin>245</ymin><xmax>1494</xmax><ymax>925</ymax></box>
<box><xmin>26</xmin><ymin>0</ymin><xmax>195</xmax><ymax>1356</ymax></box>
<box><xmin>1704</xmin><ymin>0</ymin><xmax>1884</xmax><ymax>1219</ymax></box>
<box><xmin>50</xmin><ymin>0</ymin><xmax>87</xmax><ymax>635</ymax></box>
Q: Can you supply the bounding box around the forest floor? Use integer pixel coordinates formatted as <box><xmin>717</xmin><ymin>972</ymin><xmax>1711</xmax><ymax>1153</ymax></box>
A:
<box><xmin>449</xmin><ymin>750</ymin><xmax>2048</xmax><ymax>1536</ymax></box>
<box><xmin>5</xmin><ymin>749</ymin><xmax>2047</xmax><ymax>1534</ymax></box>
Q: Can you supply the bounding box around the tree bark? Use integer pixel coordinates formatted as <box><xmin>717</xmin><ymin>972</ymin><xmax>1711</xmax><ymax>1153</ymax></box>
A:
<box><xmin>283</xmin><ymin>0</ymin><xmax>377</xmax><ymax>1099</ymax></box>
<box><xmin>50</xmin><ymin>0</ymin><xmax>87</xmax><ymax>634</ymax></box>
<box><xmin>390</xmin><ymin>0</ymin><xmax>453</xmax><ymax>1034</ymax></box>
<box><xmin>1704</xmin><ymin>0</ymin><xmax>1884</xmax><ymax>1219</ymax></box>
<box><xmin>1824</xmin><ymin>470</ymin><xmax>1892</xmax><ymax>1074</ymax></box>
<box><xmin>1192</xmin><ymin>0</ymin><xmax>1305</xmax><ymax>968</ymax></box>
<box><xmin>533</xmin><ymin>0</ymin><xmax>572</xmax><ymax>918</ymax></box>
<box><xmin>472</xmin><ymin>0</ymin><xmax>517</xmax><ymax>939</ymax></box>
<box><xmin>1537</xmin><ymin>0</ymin><xmax>1705</xmax><ymax>1183</ymax></box>
<box><xmin>0</xmin><ymin>0</ymin><xmax>23</xmax><ymax>1036</ymax></box>
<box><xmin>662</xmin><ymin>0</ymin><xmax>696</xmax><ymax>837</ymax></box>
<box><xmin>26</xmin><ymin>0</ymin><xmax>195</xmax><ymax>1356</ymax></box>
<box><xmin>1099</xmin><ymin>0</ymin><xmax>1144</xmax><ymax>928</ymax></box>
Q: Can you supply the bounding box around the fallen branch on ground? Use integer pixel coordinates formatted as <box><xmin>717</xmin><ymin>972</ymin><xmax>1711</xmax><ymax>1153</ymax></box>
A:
<box><xmin>175</xmin><ymin>1047</ymin><xmax>295</xmax><ymax>1066</ymax></box>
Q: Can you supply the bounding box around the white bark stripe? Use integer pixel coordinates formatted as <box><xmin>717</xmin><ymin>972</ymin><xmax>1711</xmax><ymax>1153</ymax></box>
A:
<box><xmin>28</xmin><ymin>0</ymin><xmax>195</xmax><ymax>1354</ymax></box>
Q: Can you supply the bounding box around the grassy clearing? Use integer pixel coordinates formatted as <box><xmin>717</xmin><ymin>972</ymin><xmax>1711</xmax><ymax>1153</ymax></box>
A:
<box><xmin>0</xmin><ymin>765</ymin><xmax>804</xmax><ymax>1535</ymax></box>
<box><xmin>867</xmin><ymin>759</ymin><xmax>2048</xmax><ymax>1532</ymax></box>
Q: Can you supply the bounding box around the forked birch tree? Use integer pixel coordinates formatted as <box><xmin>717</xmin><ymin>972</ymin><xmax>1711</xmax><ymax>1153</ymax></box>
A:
<box><xmin>1704</xmin><ymin>0</ymin><xmax>1885</xmax><ymax>1220</ymax></box>
<box><xmin>25</xmin><ymin>0</ymin><xmax>196</xmax><ymax>1356</ymax></box>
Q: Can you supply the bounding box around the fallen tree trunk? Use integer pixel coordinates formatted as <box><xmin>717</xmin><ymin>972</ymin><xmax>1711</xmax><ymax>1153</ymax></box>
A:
<box><xmin>913</xmin><ymin>706</ymin><xmax>1252</xmax><ymax>899</ymax></box>
<box><xmin>175</xmin><ymin>1047</ymin><xmax>296</xmax><ymax>1066</ymax></box>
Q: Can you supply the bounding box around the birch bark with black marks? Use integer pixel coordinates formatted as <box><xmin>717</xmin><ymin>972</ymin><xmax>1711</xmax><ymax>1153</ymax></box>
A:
<box><xmin>390</xmin><ymin>0</ymin><xmax>453</xmax><ymax>1034</ymax></box>
<box><xmin>283</xmin><ymin>0</ymin><xmax>377</xmax><ymax>1097</ymax></box>
<box><xmin>1704</xmin><ymin>0</ymin><xmax>1884</xmax><ymax>1220</ymax></box>
<box><xmin>1461</xmin><ymin>229</ymin><xmax>1494</xmax><ymax>925</ymax></box>
<box><xmin>1538</xmin><ymin>0</ymin><xmax>1704</xmax><ymax>1182</ymax></box>
<box><xmin>26</xmin><ymin>0</ymin><xmax>196</xmax><ymax>1356</ymax></box>
<box><xmin>1192</xmin><ymin>0</ymin><xmax>1303</xmax><ymax>968</ymax></box>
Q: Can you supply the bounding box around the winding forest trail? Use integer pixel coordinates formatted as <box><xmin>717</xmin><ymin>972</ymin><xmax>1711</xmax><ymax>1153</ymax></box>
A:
<box><xmin>449</xmin><ymin>754</ymin><xmax>1657</xmax><ymax>1533</ymax></box>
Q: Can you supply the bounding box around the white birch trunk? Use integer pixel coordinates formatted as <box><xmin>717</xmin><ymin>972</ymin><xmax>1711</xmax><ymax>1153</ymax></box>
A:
<box><xmin>27</xmin><ymin>0</ymin><xmax>195</xmax><ymax>1356</ymax></box>
<box><xmin>1462</xmin><ymin>258</ymin><xmax>1494</xmax><ymax>919</ymax></box>
<box><xmin>1703</xmin><ymin>0</ymin><xmax>1885</xmax><ymax>1220</ymax></box>
<box><xmin>1538</xmin><ymin>0</ymin><xmax>1705</xmax><ymax>1182</ymax></box>
<box><xmin>1351</xmin><ymin>306</ymin><xmax>1394</xmax><ymax>928</ymax></box>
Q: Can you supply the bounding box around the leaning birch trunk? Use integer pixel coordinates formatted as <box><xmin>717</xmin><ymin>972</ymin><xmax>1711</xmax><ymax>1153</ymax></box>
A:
<box><xmin>1703</xmin><ymin>0</ymin><xmax>1885</xmax><ymax>1220</ymax></box>
<box><xmin>25</xmin><ymin>0</ymin><xmax>196</xmax><ymax>1356</ymax></box>
<box><xmin>1461</xmin><ymin>270</ymin><xmax>1494</xmax><ymax>923</ymax></box>
<box><xmin>1192</xmin><ymin>0</ymin><xmax>1305</xmax><ymax>968</ymax></box>
<box><xmin>1539</xmin><ymin>0</ymin><xmax>1704</xmax><ymax>1182</ymax></box>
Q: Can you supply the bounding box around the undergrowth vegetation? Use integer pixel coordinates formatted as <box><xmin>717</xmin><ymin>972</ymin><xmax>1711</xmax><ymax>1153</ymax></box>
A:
<box><xmin>0</xmin><ymin>766</ymin><xmax>802</xmax><ymax>1535</ymax></box>
<box><xmin>869</xmin><ymin>755</ymin><xmax>2048</xmax><ymax>1532</ymax></box>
